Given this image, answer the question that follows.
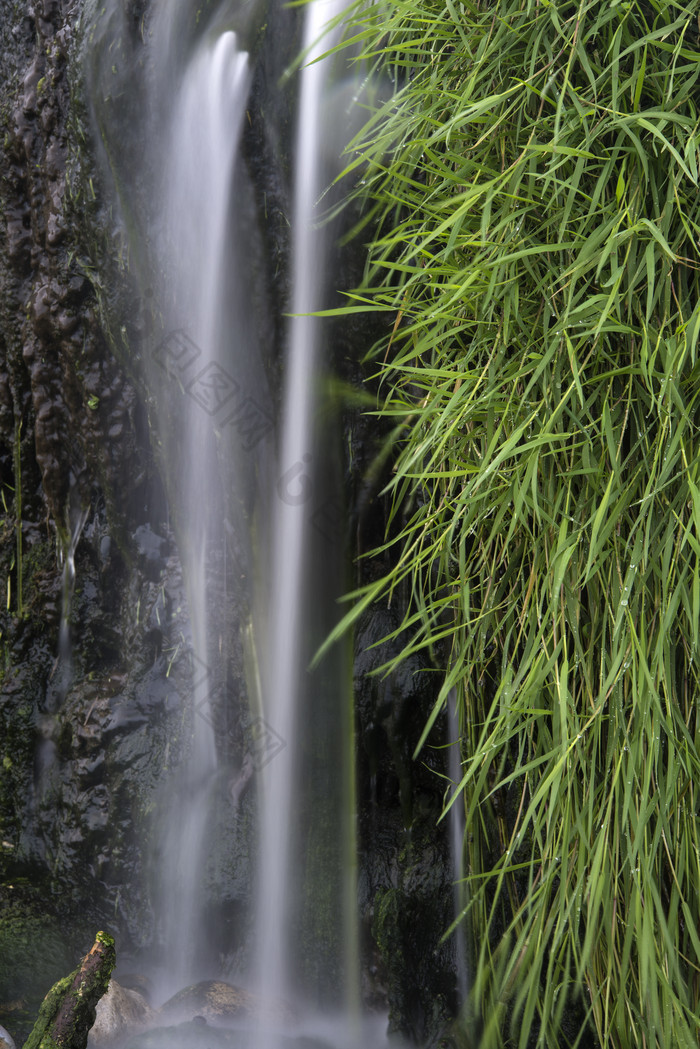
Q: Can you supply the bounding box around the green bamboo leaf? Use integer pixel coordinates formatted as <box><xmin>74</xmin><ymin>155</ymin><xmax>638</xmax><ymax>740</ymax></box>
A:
<box><xmin>324</xmin><ymin>0</ymin><xmax>700</xmax><ymax>1041</ymax></box>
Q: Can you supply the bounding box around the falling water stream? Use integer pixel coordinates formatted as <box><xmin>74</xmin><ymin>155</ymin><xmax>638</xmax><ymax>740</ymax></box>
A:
<box><xmin>139</xmin><ymin>18</ymin><xmax>255</xmax><ymax>996</ymax></box>
<box><xmin>83</xmin><ymin>0</ymin><xmax>432</xmax><ymax>1043</ymax></box>
<box><xmin>103</xmin><ymin>0</ymin><xmax>363</xmax><ymax>1026</ymax></box>
<box><xmin>255</xmin><ymin>0</ymin><xmax>357</xmax><ymax>1023</ymax></box>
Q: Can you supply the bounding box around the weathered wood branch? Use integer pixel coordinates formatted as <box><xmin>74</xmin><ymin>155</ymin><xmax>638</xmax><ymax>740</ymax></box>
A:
<box><xmin>23</xmin><ymin>932</ymin><xmax>116</xmax><ymax>1049</ymax></box>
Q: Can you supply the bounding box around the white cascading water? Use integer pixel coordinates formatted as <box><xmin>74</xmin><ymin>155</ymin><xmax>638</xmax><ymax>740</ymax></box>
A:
<box><xmin>148</xmin><ymin>25</ymin><xmax>251</xmax><ymax>996</ymax></box>
<box><xmin>88</xmin><ymin>0</ymin><xmax>369</xmax><ymax>1031</ymax></box>
<box><xmin>255</xmin><ymin>0</ymin><xmax>357</xmax><ymax>1027</ymax></box>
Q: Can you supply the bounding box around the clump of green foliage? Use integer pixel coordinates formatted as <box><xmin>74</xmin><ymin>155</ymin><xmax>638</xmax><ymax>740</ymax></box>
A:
<box><xmin>329</xmin><ymin>0</ymin><xmax>700</xmax><ymax>1044</ymax></box>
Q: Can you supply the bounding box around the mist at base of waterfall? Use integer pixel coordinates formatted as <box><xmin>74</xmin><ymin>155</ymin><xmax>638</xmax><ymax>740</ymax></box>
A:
<box><xmin>111</xmin><ymin>1011</ymin><xmax>397</xmax><ymax>1049</ymax></box>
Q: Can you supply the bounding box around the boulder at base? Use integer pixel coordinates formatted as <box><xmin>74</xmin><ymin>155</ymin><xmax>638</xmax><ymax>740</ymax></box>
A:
<box><xmin>159</xmin><ymin>981</ymin><xmax>294</xmax><ymax>1026</ymax></box>
<box><xmin>0</xmin><ymin>1024</ymin><xmax>16</xmax><ymax>1049</ymax></box>
<box><xmin>89</xmin><ymin>980</ymin><xmax>156</xmax><ymax>1045</ymax></box>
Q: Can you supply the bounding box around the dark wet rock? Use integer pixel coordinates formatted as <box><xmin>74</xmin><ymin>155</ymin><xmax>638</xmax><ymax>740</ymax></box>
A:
<box><xmin>0</xmin><ymin>5</ymin><xmax>168</xmax><ymax>973</ymax></box>
<box><xmin>353</xmin><ymin>605</ymin><xmax>457</xmax><ymax>1041</ymax></box>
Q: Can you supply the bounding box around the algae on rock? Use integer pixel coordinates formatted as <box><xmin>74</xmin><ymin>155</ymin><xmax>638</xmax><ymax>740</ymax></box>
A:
<box><xmin>23</xmin><ymin>932</ymin><xmax>115</xmax><ymax>1049</ymax></box>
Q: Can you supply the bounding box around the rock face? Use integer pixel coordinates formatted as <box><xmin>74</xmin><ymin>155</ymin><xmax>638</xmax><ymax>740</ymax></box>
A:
<box><xmin>0</xmin><ymin>1</ymin><xmax>461</xmax><ymax>1047</ymax></box>
<box><xmin>0</xmin><ymin>0</ymin><xmax>145</xmax><ymax>541</ymax></box>
<box><xmin>354</xmin><ymin>606</ymin><xmax>458</xmax><ymax>1040</ymax></box>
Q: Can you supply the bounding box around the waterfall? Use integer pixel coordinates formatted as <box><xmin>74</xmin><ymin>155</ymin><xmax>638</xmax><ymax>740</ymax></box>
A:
<box><xmin>255</xmin><ymin>0</ymin><xmax>357</xmax><ymax>1021</ymax></box>
<box><xmin>146</xmin><ymin>19</ymin><xmax>254</xmax><ymax>996</ymax></box>
<box><xmin>86</xmin><ymin>0</ymin><xmax>366</xmax><ymax>1029</ymax></box>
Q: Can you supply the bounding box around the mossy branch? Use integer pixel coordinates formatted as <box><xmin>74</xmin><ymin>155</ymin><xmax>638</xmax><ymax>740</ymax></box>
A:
<box><xmin>22</xmin><ymin>932</ymin><xmax>116</xmax><ymax>1049</ymax></box>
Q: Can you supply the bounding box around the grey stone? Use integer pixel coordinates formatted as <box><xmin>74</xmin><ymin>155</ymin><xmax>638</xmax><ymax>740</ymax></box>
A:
<box><xmin>90</xmin><ymin>979</ymin><xmax>156</xmax><ymax>1046</ymax></box>
<box><xmin>0</xmin><ymin>1024</ymin><xmax>17</xmax><ymax>1049</ymax></box>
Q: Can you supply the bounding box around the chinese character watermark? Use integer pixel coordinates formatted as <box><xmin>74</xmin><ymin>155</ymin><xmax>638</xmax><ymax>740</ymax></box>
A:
<box><xmin>277</xmin><ymin>453</ymin><xmax>345</xmax><ymax>544</ymax></box>
<box><xmin>248</xmin><ymin>716</ymin><xmax>286</xmax><ymax>769</ymax></box>
<box><xmin>173</xmin><ymin>647</ymin><xmax>285</xmax><ymax>772</ymax></box>
<box><xmin>155</xmin><ymin>329</ymin><xmax>274</xmax><ymax>452</ymax></box>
